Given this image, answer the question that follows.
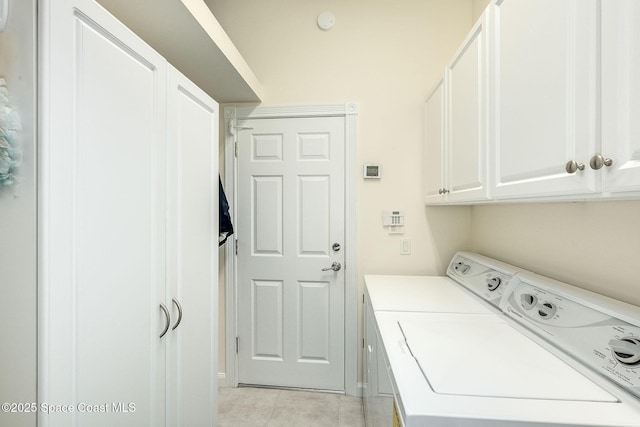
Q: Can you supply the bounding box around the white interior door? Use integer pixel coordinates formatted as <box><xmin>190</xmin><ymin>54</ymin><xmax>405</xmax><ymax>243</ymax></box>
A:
<box><xmin>236</xmin><ymin>116</ymin><xmax>345</xmax><ymax>391</ymax></box>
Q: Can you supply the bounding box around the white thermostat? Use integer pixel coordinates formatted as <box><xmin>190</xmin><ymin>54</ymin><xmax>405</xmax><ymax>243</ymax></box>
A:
<box><xmin>363</xmin><ymin>164</ymin><xmax>381</xmax><ymax>179</ymax></box>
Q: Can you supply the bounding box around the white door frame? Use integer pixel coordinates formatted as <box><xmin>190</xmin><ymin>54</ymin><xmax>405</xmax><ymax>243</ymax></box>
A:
<box><xmin>223</xmin><ymin>104</ymin><xmax>359</xmax><ymax>396</ymax></box>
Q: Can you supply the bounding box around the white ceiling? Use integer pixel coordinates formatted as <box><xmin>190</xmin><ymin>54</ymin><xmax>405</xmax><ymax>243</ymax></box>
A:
<box><xmin>96</xmin><ymin>0</ymin><xmax>263</xmax><ymax>103</ymax></box>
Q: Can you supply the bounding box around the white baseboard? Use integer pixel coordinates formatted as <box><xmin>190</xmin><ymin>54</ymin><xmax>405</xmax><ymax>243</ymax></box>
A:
<box><xmin>218</xmin><ymin>372</ymin><xmax>227</xmax><ymax>388</ymax></box>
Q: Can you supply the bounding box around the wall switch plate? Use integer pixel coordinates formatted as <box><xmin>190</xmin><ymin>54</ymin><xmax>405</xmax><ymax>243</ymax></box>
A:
<box><xmin>400</xmin><ymin>239</ymin><xmax>411</xmax><ymax>255</ymax></box>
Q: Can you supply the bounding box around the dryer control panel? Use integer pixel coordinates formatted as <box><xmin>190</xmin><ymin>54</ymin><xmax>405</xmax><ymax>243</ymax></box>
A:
<box><xmin>503</xmin><ymin>273</ymin><xmax>640</xmax><ymax>399</ymax></box>
<box><xmin>447</xmin><ymin>252</ymin><xmax>521</xmax><ymax>309</ymax></box>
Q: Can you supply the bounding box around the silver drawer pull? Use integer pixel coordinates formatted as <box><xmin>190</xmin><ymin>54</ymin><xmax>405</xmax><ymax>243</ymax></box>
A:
<box><xmin>159</xmin><ymin>303</ymin><xmax>170</xmax><ymax>338</ymax></box>
<box><xmin>171</xmin><ymin>298</ymin><xmax>183</xmax><ymax>331</ymax></box>
<box><xmin>565</xmin><ymin>160</ymin><xmax>585</xmax><ymax>174</ymax></box>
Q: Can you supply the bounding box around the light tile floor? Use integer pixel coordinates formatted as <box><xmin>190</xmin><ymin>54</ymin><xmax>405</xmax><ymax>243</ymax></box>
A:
<box><xmin>218</xmin><ymin>386</ymin><xmax>365</xmax><ymax>427</ymax></box>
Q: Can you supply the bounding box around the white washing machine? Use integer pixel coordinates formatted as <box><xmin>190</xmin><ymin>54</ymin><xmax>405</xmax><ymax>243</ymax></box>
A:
<box><xmin>374</xmin><ymin>271</ymin><xmax>640</xmax><ymax>426</ymax></box>
<box><xmin>363</xmin><ymin>252</ymin><xmax>525</xmax><ymax>427</ymax></box>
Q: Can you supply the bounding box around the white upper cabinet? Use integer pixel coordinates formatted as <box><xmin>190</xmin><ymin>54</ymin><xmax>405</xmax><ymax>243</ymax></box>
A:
<box><xmin>424</xmin><ymin>77</ymin><xmax>447</xmax><ymax>204</ymax></box>
<box><xmin>490</xmin><ymin>0</ymin><xmax>599</xmax><ymax>199</ymax></box>
<box><xmin>425</xmin><ymin>11</ymin><xmax>489</xmax><ymax>205</ymax></box>
<box><xmin>601</xmin><ymin>0</ymin><xmax>640</xmax><ymax>195</ymax></box>
<box><xmin>446</xmin><ymin>10</ymin><xmax>489</xmax><ymax>203</ymax></box>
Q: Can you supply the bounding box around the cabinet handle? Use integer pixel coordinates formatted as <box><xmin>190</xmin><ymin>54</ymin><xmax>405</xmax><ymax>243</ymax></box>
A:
<box><xmin>589</xmin><ymin>154</ymin><xmax>613</xmax><ymax>170</ymax></box>
<box><xmin>565</xmin><ymin>160</ymin><xmax>585</xmax><ymax>174</ymax></box>
<box><xmin>171</xmin><ymin>298</ymin><xmax>183</xmax><ymax>331</ymax></box>
<box><xmin>159</xmin><ymin>303</ymin><xmax>170</xmax><ymax>338</ymax></box>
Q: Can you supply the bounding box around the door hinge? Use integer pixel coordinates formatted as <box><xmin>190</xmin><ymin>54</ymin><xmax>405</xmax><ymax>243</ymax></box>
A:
<box><xmin>362</xmin><ymin>338</ymin><xmax>365</xmax><ymax>349</ymax></box>
<box><xmin>234</xmin><ymin>141</ymin><xmax>238</xmax><ymax>157</ymax></box>
<box><xmin>235</xmin><ymin>238</ymin><xmax>238</xmax><ymax>256</ymax></box>
<box><xmin>363</xmin><ymin>294</ymin><xmax>365</xmax><ymax>304</ymax></box>
<box><xmin>235</xmin><ymin>336</ymin><xmax>239</xmax><ymax>354</ymax></box>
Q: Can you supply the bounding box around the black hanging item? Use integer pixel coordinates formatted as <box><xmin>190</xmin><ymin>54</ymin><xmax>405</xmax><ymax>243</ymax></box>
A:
<box><xmin>219</xmin><ymin>176</ymin><xmax>234</xmax><ymax>246</ymax></box>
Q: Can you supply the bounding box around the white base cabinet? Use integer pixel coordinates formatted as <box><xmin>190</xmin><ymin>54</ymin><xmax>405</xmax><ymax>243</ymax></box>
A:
<box><xmin>39</xmin><ymin>1</ymin><xmax>218</xmax><ymax>426</ymax></box>
<box><xmin>362</xmin><ymin>290</ymin><xmax>393</xmax><ymax>427</ymax></box>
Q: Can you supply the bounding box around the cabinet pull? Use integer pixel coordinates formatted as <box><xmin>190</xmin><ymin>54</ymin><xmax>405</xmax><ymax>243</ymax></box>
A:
<box><xmin>565</xmin><ymin>160</ymin><xmax>585</xmax><ymax>174</ymax></box>
<box><xmin>171</xmin><ymin>298</ymin><xmax>183</xmax><ymax>331</ymax></box>
<box><xmin>589</xmin><ymin>154</ymin><xmax>613</xmax><ymax>170</ymax></box>
<box><xmin>159</xmin><ymin>303</ymin><xmax>170</xmax><ymax>338</ymax></box>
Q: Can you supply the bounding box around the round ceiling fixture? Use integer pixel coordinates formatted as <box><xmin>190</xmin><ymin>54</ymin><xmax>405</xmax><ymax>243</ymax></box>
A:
<box><xmin>317</xmin><ymin>11</ymin><xmax>335</xmax><ymax>31</ymax></box>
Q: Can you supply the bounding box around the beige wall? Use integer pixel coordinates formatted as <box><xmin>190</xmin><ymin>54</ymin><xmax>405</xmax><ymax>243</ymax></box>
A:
<box><xmin>472</xmin><ymin>0</ymin><xmax>491</xmax><ymax>22</ymax></box>
<box><xmin>470</xmin><ymin>201</ymin><xmax>640</xmax><ymax>307</ymax></box>
<box><xmin>210</xmin><ymin>0</ymin><xmax>640</xmax><ymax>387</ymax></box>
<box><xmin>0</xmin><ymin>0</ymin><xmax>38</xmax><ymax>425</ymax></box>
<box><xmin>208</xmin><ymin>0</ymin><xmax>476</xmax><ymax>380</ymax></box>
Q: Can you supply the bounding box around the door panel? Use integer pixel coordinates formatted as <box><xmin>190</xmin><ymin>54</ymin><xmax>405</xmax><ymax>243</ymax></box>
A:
<box><xmin>237</xmin><ymin>117</ymin><xmax>345</xmax><ymax>391</ymax></box>
<box><xmin>166</xmin><ymin>65</ymin><xmax>218</xmax><ymax>427</ymax></box>
<box><xmin>601</xmin><ymin>0</ymin><xmax>640</xmax><ymax>193</ymax></box>
<box><xmin>43</xmin><ymin>1</ymin><xmax>167</xmax><ymax>425</ymax></box>
<box><xmin>491</xmin><ymin>0</ymin><xmax>599</xmax><ymax>198</ymax></box>
<box><xmin>424</xmin><ymin>78</ymin><xmax>446</xmax><ymax>204</ymax></box>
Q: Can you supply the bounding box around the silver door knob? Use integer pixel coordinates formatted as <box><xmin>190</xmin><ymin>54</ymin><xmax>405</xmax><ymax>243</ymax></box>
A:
<box><xmin>589</xmin><ymin>154</ymin><xmax>613</xmax><ymax>170</ymax></box>
<box><xmin>565</xmin><ymin>160</ymin><xmax>585</xmax><ymax>174</ymax></box>
<box><xmin>322</xmin><ymin>262</ymin><xmax>342</xmax><ymax>272</ymax></box>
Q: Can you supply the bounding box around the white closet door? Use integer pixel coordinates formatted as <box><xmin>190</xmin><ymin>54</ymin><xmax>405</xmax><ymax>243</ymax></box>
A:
<box><xmin>165</xmin><ymin>65</ymin><xmax>218</xmax><ymax>427</ymax></box>
<box><xmin>40</xmin><ymin>1</ymin><xmax>167</xmax><ymax>425</ymax></box>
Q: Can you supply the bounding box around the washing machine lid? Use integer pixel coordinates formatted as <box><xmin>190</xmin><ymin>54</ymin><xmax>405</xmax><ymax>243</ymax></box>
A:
<box><xmin>365</xmin><ymin>276</ymin><xmax>496</xmax><ymax>313</ymax></box>
<box><xmin>400</xmin><ymin>315</ymin><xmax>618</xmax><ymax>402</ymax></box>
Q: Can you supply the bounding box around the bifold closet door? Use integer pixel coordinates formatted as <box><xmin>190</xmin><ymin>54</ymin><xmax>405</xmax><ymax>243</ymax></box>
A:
<box><xmin>40</xmin><ymin>0</ymin><xmax>167</xmax><ymax>425</ymax></box>
<box><xmin>165</xmin><ymin>65</ymin><xmax>219</xmax><ymax>427</ymax></box>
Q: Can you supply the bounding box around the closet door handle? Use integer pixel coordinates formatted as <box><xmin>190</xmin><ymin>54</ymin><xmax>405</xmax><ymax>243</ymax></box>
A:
<box><xmin>171</xmin><ymin>298</ymin><xmax>183</xmax><ymax>331</ymax></box>
<box><xmin>159</xmin><ymin>303</ymin><xmax>170</xmax><ymax>338</ymax></box>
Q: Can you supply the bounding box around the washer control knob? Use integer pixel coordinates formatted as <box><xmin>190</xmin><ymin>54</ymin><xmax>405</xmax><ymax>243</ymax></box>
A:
<box><xmin>537</xmin><ymin>302</ymin><xmax>557</xmax><ymax>319</ymax></box>
<box><xmin>609</xmin><ymin>337</ymin><xmax>640</xmax><ymax>366</ymax></box>
<box><xmin>486</xmin><ymin>276</ymin><xmax>502</xmax><ymax>291</ymax></box>
<box><xmin>453</xmin><ymin>262</ymin><xmax>470</xmax><ymax>275</ymax></box>
<box><xmin>521</xmin><ymin>294</ymin><xmax>538</xmax><ymax>310</ymax></box>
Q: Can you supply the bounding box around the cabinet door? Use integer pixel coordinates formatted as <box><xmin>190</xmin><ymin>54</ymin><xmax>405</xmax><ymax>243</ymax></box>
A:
<box><xmin>424</xmin><ymin>77</ymin><xmax>446</xmax><ymax>204</ymax></box>
<box><xmin>491</xmin><ymin>0</ymin><xmax>599</xmax><ymax>199</ymax></box>
<box><xmin>165</xmin><ymin>66</ymin><xmax>219</xmax><ymax>427</ymax></box>
<box><xmin>41</xmin><ymin>0</ymin><xmax>167</xmax><ymax>425</ymax></box>
<box><xmin>601</xmin><ymin>1</ymin><xmax>640</xmax><ymax>194</ymax></box>
<box><xmin>446</xmin><ymin>11</ymin><xmax>489</xmax><ymax>203</ymax></box>
<box><xmin>363</xmin><ymin>294</ymin><xmax>393</xmax><ymax>427</ymax></box>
